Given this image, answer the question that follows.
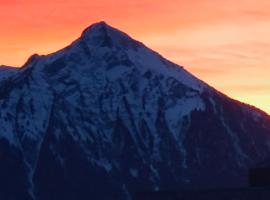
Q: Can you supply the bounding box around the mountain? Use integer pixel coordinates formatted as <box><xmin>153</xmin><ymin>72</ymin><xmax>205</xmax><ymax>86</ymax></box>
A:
<box><xmin>1</xmin><ymin>21</ymin><xmax>270</xmax><ymax>200</ymax></box>
<box><xmin>0</xmin><ymin>65</ymin><xmax>18</xmax><ymax>80</ymax></box>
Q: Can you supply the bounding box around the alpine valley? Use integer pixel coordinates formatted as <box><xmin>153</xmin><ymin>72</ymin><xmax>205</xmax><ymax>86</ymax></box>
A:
<box><xmin>1</xmin><ymin>22</ymin><xmax>270</xmax><ymax>200</ymax></box>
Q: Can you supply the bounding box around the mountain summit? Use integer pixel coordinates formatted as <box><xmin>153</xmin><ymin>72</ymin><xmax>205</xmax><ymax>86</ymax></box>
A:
<box><xmin>80</xmin><ymin>21</ymin><xmax>145</xmax><ymax>50</ymax></box>
<box><xmin>0</xmin><ymin>22</ymin><xmax>270</xmax><ymax>200</ymax></box>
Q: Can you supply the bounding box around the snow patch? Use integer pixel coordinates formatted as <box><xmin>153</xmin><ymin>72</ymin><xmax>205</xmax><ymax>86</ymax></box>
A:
<box><xmin>129</xmin><ymin>168</ymin><xmax>138</xmax><ymax>177</ymax></box>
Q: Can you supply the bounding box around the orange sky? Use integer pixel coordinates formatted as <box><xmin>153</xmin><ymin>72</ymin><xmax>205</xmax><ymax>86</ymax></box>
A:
<box><xmin>0</xmin><ymin>0</ymin><xmax>270</xmax><ymax>113</ymax></box>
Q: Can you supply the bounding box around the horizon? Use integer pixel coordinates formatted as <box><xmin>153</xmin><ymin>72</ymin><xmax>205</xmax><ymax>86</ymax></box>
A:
<box><xmin>0</xmin><ymin>0</ymin><xmax>270</xmax><ymax>114</ymax></box>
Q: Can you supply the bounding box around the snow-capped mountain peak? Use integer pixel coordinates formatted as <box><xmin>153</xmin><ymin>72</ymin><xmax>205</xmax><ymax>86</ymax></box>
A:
<box><xmin>80</xmin><ymin>21</ymin><xmax>141</xmax><ymax>50</ymax></box>
<box><xmin>1</xmin><ymin>22</ymin><xmax>270</xmax><ymax>200</ymax></box>
<box><xmin>20</xmin><ymin>21</ymin><xmax>204</xmax><ymax>93</ymax></box>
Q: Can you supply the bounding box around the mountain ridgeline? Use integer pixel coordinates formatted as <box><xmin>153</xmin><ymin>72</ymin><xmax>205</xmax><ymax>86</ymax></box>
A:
<box><xmin>0</xmin><ymin>22</ymin><xmax>270</xmax><ymax>200</ymax></box>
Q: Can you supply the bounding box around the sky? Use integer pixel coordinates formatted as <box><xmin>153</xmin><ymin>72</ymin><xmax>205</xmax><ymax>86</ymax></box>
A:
<box><xmin>0</xmin><ymin>0</ymin><xmax>270</xmax><ymax>113</ymax></box>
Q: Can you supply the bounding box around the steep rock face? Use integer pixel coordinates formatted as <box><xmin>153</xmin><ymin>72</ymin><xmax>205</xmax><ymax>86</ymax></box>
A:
<box><xmin>0</xmin><ymin>22</ymin><xmax>270</xmax><ymax>199</ymax></box>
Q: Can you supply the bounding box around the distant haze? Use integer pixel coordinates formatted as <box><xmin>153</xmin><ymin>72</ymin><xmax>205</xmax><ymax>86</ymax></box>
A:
<box><xmin>0</xmin><ymin>0</ymin><xmax>270</xmax><ymax>113</ymax></box>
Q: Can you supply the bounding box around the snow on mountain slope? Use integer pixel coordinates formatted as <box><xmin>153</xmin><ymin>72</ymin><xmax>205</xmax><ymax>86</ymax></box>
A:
<box><xmin>0</xmin><ymin>21</ymin><xmax>270</xmax><ymax>200</ymax></box>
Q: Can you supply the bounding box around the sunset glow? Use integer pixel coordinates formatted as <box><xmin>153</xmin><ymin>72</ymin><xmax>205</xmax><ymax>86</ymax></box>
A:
<box><xmin>1</xmin><ymin>0</ymin><xmax>270</xmax><ymax>113</ymax></box>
